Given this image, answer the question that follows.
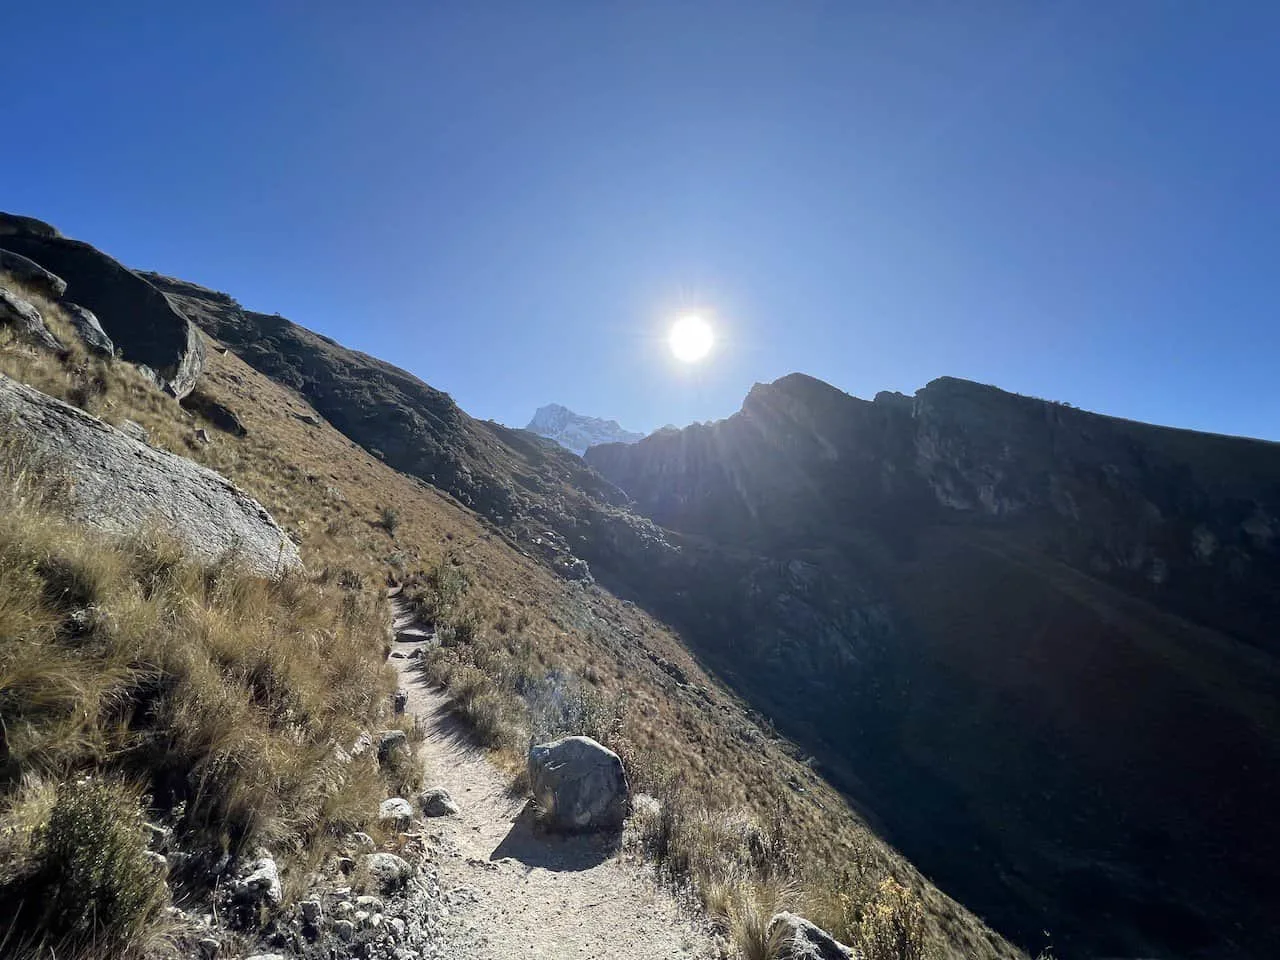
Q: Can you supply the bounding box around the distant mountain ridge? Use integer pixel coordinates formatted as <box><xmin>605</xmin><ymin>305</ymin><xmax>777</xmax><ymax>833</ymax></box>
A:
<box><xmin>526</xmin><ymin>402</ymin><xmax>644</xmax><ymax>455</ymax></box>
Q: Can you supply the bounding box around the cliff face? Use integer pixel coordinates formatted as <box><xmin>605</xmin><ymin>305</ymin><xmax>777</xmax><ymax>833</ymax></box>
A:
<box><xmin>587</xmin><ymin>374</ymin><xmax>1280</xmax><ymax>960</ymax></box>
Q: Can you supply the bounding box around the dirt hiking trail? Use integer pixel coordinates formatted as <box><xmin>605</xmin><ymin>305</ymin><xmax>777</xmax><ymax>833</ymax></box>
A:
<box><xmin>388</xmin><ymin>591</ymin><xmax>717</xmax><ymax>960</ymax></box>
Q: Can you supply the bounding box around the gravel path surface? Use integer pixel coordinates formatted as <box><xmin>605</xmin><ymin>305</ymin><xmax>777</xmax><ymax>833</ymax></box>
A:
<box><xmin>389</xmin><ymin>595</ymin><xmax>716</xmax><ymax>960</ymax></box>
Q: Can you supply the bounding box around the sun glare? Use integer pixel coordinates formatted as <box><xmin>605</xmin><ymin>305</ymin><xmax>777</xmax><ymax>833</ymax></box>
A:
<box><xmin>668</xmin><ymin>314</ymin><xmax>714</xmax><ymax>363</ymax></box>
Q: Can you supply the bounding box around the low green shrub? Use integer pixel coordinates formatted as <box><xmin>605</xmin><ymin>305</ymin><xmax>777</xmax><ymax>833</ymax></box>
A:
<box><xmin>0</xmin><ymin>778</ymin><xmax>167</xmax><ymax>957</ymax></box>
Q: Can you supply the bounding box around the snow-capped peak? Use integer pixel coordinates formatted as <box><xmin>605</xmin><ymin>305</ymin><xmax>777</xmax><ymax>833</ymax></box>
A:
<box><xmin>526</xmin><ymin>404</ymin><xmax>644</xmax><ymax>456</ymax></box>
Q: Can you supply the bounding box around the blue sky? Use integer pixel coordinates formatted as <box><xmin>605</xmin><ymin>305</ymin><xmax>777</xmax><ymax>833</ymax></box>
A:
<box><xmin>6</xmin><ymin>2</ymin><xmax>1280</xmax><ymax>439</ymax></box>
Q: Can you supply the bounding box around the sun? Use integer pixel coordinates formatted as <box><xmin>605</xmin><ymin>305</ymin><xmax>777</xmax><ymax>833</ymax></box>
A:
<box><xmin>668</xmin><ymin>314</ymin><xmax>714</xmax><ymax>363</ymax></box>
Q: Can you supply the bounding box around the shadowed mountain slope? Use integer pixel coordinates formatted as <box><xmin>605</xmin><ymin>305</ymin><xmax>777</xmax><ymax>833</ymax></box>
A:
<box><xmin>586</xmin><ymin>373</ymin><xmax>1280</xmax><ymax>960</ymax></box>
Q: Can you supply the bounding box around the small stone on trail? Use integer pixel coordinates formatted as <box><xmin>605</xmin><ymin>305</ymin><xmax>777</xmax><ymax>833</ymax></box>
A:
<box><xmin>299</xmin><ymin>899</ymin><xmax>322</xmax><ymax>923</ymax></box>
<box><xmin>349</xmin><ymin>831</ymin><xmax>376</xmax><ymax>851</ymax></box>
<box><xmin>233</xmin><ymin>856</ymin><xmax>282</xmax><ymax>906</ymax></box>
<box><xmin>378</xmin><ymin>729</ymin><xmax>408</xmax><ymax>761</ymax></box>
<box><xmin>418</xmin><ymin>787</ymin><xmax>460</xmax><ymax>817</ymax></box>
<box><xmin>363</xmin><ymin>851</ymin><xmax>414</xmax><ymax>893</ymax></box>
<box><xmin>379</xmin><ymin>796</ymin><xmax>414</xmax><ymax>827</ymax></box>
<box><xmin>333</xmin><ymin>920</ymin><xmax>355</xmax><ymax>942</ymax></box>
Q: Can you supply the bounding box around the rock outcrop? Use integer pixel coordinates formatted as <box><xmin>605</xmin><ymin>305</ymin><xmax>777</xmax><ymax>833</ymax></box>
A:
<box><xmin>0</xmin><ymin>214</ymin><xmax>203</xmax><ymax>397</ymax></box>
<box><xmin>0</xmin><ymin>373</ymin><xmax>300</xmax><ymax>576</ymax></box>
<box><xmin>0</xmin><ymin>248</ymin><xmax>67</xmax><ymax>298</ymax></box>
<box><xmin>0</xmin><ymin>288</ymin><xmax>62</xmax><ymax>352</ymax></box>
<box><xmin>528</xmin><ymin>736</ymin><xmax>630</xmax><ymax>832</ymax></box>
<box><xmin>0</xmin><ymin>212</ymin><xmax>60</xmax><ymax>239</ymax></box>
<box><xmin>59</xmin><ymin>301</ymin><xmax>115</xmax><ymax>356</ymax></box>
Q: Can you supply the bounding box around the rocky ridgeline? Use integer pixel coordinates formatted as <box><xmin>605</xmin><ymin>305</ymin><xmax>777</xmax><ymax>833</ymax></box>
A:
<box><xmin>583</xmin><ymin>373</ymin><xmax>1280</xmax><ymax>958</ymax></box>
<box><xmin>1</xmin><ymin>211</ymin><xmax>203</xmax><ymax>396</ymax></box>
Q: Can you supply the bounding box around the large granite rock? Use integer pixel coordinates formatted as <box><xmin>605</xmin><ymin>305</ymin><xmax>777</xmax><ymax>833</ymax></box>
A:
<box><xmin>527</xmin><ymin>735</ymin><xmax>629</xmax><ymax>832</ymax></box>
<box><xmin>0</xmin><ymin>248</ymin><xmax>67</xmax><ymax>298</ymax></box>
<box><xmin>0</xmin><ymin>373</ymin><xmax>300</xmax><ymax>576</ymax></box>
<box><xmin>0</xmin><ymin>288</ymin><xmax>62</xmax><ymax>352</ymax></box>
<box><xmin>0</xmin><ymin>214</ymin><xmax>203</xmax><ymax>397</ymax></box>
<box><xmin>58</xmin><ymin>302</ymin><xmax>115</xmax><ymax>357</ymax></box>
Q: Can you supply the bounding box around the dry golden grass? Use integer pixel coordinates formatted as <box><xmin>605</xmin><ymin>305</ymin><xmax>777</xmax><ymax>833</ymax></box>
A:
<box><xmin>0</xmin><ymin>433</ymin><xmax>398</xmax><ymax>956</ymax></box>
<box><xmin>0</xmin><ymin>269</ymin><xmax>1019</xmax><ymax>959</ymax></box>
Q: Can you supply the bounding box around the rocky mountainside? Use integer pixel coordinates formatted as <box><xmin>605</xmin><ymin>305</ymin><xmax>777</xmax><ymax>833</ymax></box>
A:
<box><xmin>586</xmin><ymin>373</ymin><xmax>1280</xmax><ymax>960</ymax></box>
<box><xmin>525</xmin><ymin>403</ymin><xmax>644</xmax><ymax>456</ymax></box>
<box><xmin>143</xmin><ymin>258</ymin><xmax>1280</xmax><ymax>957</ymax></box>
